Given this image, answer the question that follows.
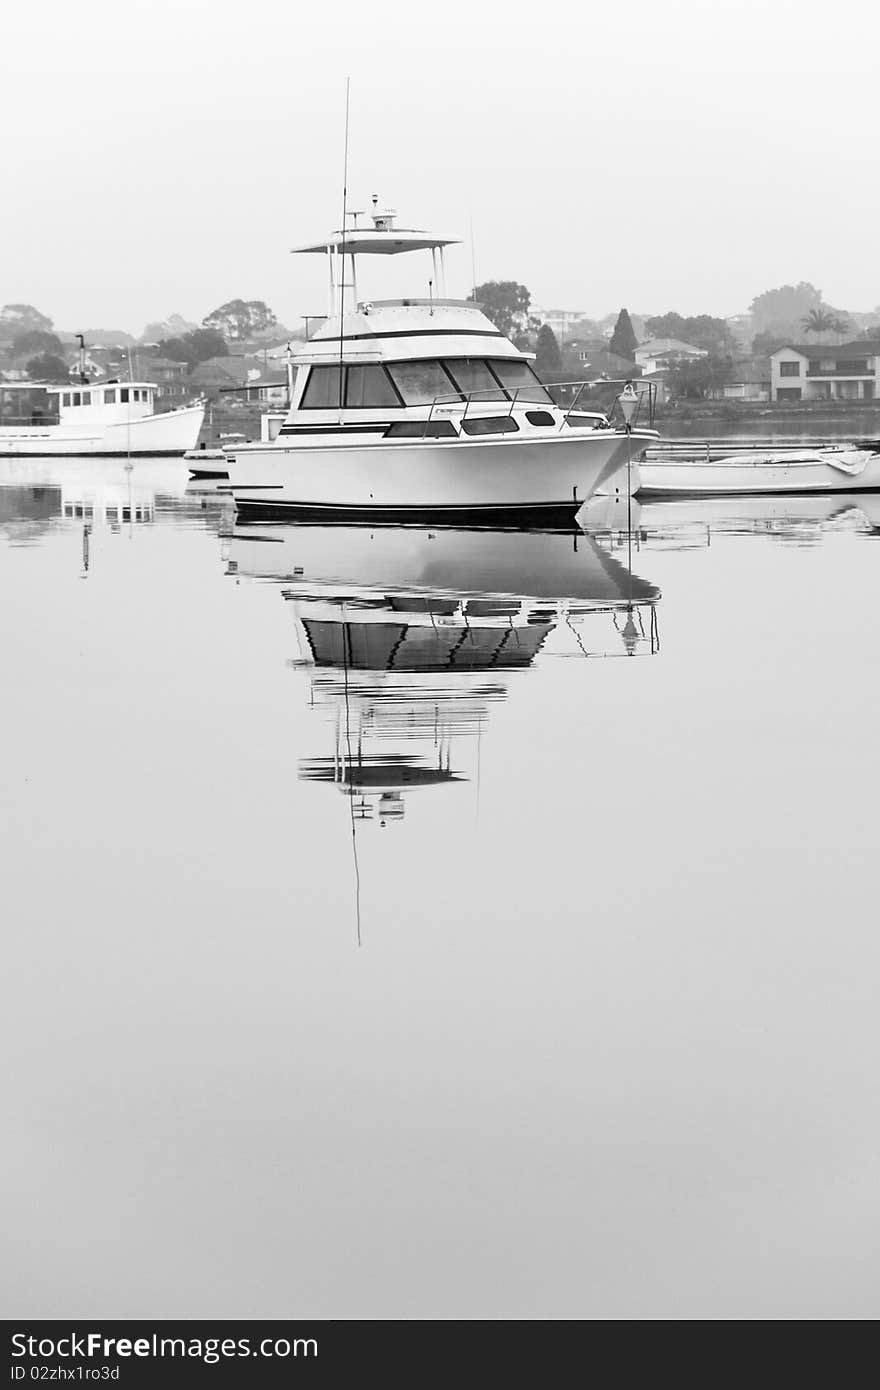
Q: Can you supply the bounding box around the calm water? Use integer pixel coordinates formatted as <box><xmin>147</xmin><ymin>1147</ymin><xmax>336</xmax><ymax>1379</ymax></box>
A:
<box><xmin>2</xmin><ymin>455</ymin><xmax>879</xmax><ymax>1319</ymax></box>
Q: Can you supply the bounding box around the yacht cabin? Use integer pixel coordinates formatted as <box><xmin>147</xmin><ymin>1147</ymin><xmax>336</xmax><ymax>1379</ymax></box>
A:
<box><xmin>279</xmin><ymin>202</ymin><xmax>611</xmax><ymax>442</ymax></box>
<box><xmin>50</xmin><ymin>382</ymin><xmax>160</xmax><ymax>422</ymax></box>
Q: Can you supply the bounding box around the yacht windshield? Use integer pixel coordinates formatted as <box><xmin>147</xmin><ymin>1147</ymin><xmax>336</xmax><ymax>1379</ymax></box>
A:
<box><xmin>488</xmin><ymin>359</ymin><xmax>552</xmax><ymax>404</ymax></box>
<box><xmin>445</xmin><ymin>358</ymin><xmax>504</xmax><ymax>400</ymax></box>
<box><xmin>387</xmin><ymin>360</ymin><xmax>458</xmax><ymax>406</ymax></box>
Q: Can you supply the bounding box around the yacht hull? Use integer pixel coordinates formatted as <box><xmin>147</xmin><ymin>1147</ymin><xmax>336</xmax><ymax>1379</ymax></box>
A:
<box><xmin>227</xmin><ymin>431</ymin><xmax>651</xmax><ymax>523</ymax></box>
<box><xmin>0</xmin><ymin>404</ymin><xmax>205</xmax><ymax>457</ymax></box>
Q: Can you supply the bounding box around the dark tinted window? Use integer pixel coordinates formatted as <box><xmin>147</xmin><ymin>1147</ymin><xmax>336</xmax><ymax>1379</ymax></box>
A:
<box><xmin>525</xmin><ymin>410</ymin><xmax>555</xmax><ymax>426</ymax></box>
<box><xmin>387</xmin><ymin>360</ymin><xmax>458</xmax><ymax>405</ymax></box>
<box><xmin>301</xmin><ymin>366</ymin><xmax>343</xmax><ymax>408</ymax></box>
<box><xmin>384</xmin><ymin>419</ymin><xmax>458</xmax><ymax>438</ymax></box>
<box><xmin>345</xmin><ymin>364</ymin><xmax>400</xmax><ymax>408</ymax></box>
<box><xmin>120</xmin><ymin>388</ymin><xmax>129</xmax><ymax>403</ymax></box>
<box><xmin>460</xmin><ymin>416</ymin><xmax>519</xmax><ymax>435</ymax></box>
<box><xmin>488</xmin><ymin>358</ymin><xmax>551</xmax><ymax>403</ymax></box>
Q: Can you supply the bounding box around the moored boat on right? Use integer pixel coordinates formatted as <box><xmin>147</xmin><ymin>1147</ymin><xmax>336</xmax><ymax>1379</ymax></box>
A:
<box><xmin>636</xmin><ymin>440</ymin><xmax>880</xmax><ymax>497</ymax></box>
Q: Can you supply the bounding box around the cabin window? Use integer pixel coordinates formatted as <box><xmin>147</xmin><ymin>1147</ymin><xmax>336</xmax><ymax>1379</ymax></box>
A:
<box><xmin>104</xmin><ymin>389</ymin><xmax>116</xmax><ymax>404</ymax></box>
<box><xmin>72</xmin><ymin>392</ymin><xmax>81</xmax><ymax>406</ymax></box>
<box><xmin>344</xmin><ymin>364</ymin><xmax>400</xmax><ymax>408</ymax></box>
<box><xmin>82</xmin><ymin>392</ymin><xmax>91</xmax><ymax>405</ymax></box>
<box><xmin>526</xmin><ymin>409</ymin><xmax>555</xmax><ymax>426</ymax></box>
<box><xmin>384</xmin><ymin>420</ymin><xmax>458</xmax><ymax>438</ymax></box>
<box><xmin>62</xmin><ymin>393</ymin><xmax>71</xmax><ymax>407</ymax></box>
<box><xmin>460</xmin><ymin>416</ymin><xmax>519</xmax><ymax>435</ymax></box>
<box><xmin>300</xmin><ymin>365</ymin><xmax>343</xmax><ymax>408</ymax></box>
<box><xmin>445</xmin><ymin>358</ymin><xmax>502</xmax><ymax>400</ymax></box>
<box><xmin>488</xmin><ymin>359</ymin><xmax>552</xmax><ymax>403</ymax></box>
<box><xmin>387</xmin><ymin>360</ymin><xmax>458</xmax><ymax>406</ymax></box>
<box><xmin>120</xmin><ymin>388</ymin><xmax>129</xmax><ymax>403</ymax></box>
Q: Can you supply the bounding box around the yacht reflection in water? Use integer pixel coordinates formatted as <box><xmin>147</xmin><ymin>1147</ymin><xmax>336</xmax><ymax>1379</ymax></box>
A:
<box><xmin>225</xmin><ymin>525</ymin><xmax>661</xmax><ymax>825</ymax></box>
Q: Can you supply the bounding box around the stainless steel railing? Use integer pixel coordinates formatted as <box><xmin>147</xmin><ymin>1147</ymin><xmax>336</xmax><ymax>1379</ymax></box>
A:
<box><xmin>425</xmin><ymin>378</ymin><xmax>656</xmax><ymax>435</ymax></box>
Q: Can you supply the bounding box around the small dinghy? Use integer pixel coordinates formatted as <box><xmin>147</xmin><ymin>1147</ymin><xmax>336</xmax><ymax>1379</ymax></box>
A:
<box><xmin>635</xmin><ymin>442</ymin><xmax>880</xmax><ymax>497</ymax></box>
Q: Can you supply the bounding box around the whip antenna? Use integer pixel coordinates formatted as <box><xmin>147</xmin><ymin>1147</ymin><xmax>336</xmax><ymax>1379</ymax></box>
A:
<box><xmin>338</xmin><ymin>78</ymin><xmax>351</xmax><ymax>419</ymax></box>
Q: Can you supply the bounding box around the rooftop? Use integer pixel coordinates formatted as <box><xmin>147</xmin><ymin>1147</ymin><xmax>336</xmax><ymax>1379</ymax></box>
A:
<box><xmin>636</xmin><ymin>338</ymin><xmax>707</xmax><ymax>356</ymax></box>
<box><xmin>774</xmin><ymin>340</ymin><xmax>880</xmax><ymax>360</ymax></box>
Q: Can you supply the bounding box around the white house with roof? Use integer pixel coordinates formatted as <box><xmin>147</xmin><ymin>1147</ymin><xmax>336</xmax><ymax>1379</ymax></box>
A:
<box><xmin>634</xmin><ymin>338</ymin><xmax>707</xmax><ymax>373</ymax></box>
<box><xmin>770</xmin><ymin>342</ymin><xmax>880</xmax><ymax>401</ymax></box>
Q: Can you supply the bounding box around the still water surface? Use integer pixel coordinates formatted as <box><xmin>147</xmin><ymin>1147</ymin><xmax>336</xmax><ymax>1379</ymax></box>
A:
<box><xmin>2</xmin><ymin>456</ymin><xmax>879</xmax><ymax>1318</ymax></box>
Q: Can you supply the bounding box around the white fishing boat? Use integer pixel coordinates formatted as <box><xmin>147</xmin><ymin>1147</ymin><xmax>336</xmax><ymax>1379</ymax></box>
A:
<box><xmin>225</xmin><ymin>199</ymin><xmax>657</xmax><ymax>526</ymax></box>
<box><xmin>635</xmin><ymin>441</ymin><xmax>880</xmax><ymax>498</ymax></box>
<box><xmin>0</xmin><ymin>354</ymin><xmax>205</xmax><ymax>457</ymax></box>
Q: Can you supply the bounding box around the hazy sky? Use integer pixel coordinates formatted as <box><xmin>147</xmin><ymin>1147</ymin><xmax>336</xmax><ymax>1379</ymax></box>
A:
<box><xmin>2</xmin><ymin>0</ymin><xmax>877</xmax><ymax>334</ymax></box>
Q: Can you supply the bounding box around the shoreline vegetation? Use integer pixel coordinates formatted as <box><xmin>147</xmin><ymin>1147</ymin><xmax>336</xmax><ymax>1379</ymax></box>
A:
<box><xmin>655</xmin><ymin>399</ymin><xmax>880</xmax><ymax>427</ymax></box>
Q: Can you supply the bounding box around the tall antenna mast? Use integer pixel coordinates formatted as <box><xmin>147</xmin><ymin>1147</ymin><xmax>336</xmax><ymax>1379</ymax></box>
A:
<box><xmin>338</xmin><ymin>77</ymin><xmax>351</xmax><ymax>420</ymax></box>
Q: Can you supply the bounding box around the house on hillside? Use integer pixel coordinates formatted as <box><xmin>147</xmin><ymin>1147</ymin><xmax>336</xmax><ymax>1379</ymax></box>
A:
<box><xmin>141</xmin><ymin>356</ymin><xmax>190</xmax><ymax>406</ymax></box>
<box><xmin>634</xmin><ymin>338</ymin><xmax>707</xmax><ymax>373</ymax></box>
<box><xmin>770</xmin><ymin>342</ymin><xmax>880</xmax><ymax>402</ymax></box>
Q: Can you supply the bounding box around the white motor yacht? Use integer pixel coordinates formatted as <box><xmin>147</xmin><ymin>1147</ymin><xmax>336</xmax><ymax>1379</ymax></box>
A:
<box><xmin>225</xmin><ymin>200</ymin><xmax>657</xmax><ymax>526</ymax></box>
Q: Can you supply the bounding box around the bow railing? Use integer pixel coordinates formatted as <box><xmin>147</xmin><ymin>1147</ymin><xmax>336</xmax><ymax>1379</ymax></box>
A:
<box><xmin>425</xmin><ymin>378</ymin><xmax>656</xmax><ymax>434</ymax></box>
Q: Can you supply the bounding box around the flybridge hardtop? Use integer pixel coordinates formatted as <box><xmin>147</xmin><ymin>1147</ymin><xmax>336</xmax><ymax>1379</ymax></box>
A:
<box><xmin>294</xmin><ymin>197</ymin><xmax>461</xmax><ymax>315</ymax></box>
<box><xmin>223</xmin><ymin>198</ymin><xmax>659</xmax><ymax>524</ymax></box>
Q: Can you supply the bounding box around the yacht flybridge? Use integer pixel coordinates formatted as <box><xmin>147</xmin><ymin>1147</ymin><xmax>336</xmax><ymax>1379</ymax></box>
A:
<box><xmin>226</xmin><ymin>200</ymin><xmax>658</xmax><ymax>525</ymax></box>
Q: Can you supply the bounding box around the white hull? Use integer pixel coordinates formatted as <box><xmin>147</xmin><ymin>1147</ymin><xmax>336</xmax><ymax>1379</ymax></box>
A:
<box><xmin>0</xmin><ymin>404</ymin><xmax>205</xmax><ymax>457</ymax></box>
<box><xmin>227</xmin><ymin>430</ymin><xmax>651</xmax><ymax>523</ymax></box>
<box><xmin>636</xmin><ymin>448</ymin><xmax>880</xmax><ymax>497</ymax></box>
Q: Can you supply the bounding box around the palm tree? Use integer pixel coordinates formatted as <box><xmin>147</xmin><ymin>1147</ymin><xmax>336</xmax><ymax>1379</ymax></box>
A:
<box><xmin>829</xmin><ymin>315</ymin><xmax>851</xmax><ymax>342</ymax></box>
<box><xmin>801</xmin><ymin>307</ymin><xmax>836</xmax><ymax>338</ymax></box>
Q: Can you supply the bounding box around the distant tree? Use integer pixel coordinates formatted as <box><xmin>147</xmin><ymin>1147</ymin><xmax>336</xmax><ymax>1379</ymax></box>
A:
<box><xmin>749</xmin><ymin>283</ymin><xmax>823</xmax><ymax>338</ymax></box>
<box><xmin>469</xmin><ymin>281</ymin><xmax>537</xmax><ymax>348</ymax></box>
<box><xmin>158</xmin><ymin>328</ymin><xmax>229</xmax><ymax>369</ymax></box>
<box><xmin>829</xmin><ymin>314</ymin><xmax>851</xmax><ymax>340</ymax></box>
<box><xmin>751</xmin><ymin>331</ymin><xmax>788</xmax><ymax>357</ymax></box>
<box><xmin>25</xmin><ymin>352</ymin><xmax>70</xmax><ymax>382</ymax></box>
<box><xmin>141</xmin><ymin>314</ymin><xmax>198</xmax><ymax>343</ymax></box>
<box><xmin>669</xmin><ymin>356</ymin><xmax>735</xmax><ymax>401</ymax></box>
<box><xmin>0</xmin><ymin>303</ymin><xmax>54</xmax><ymax>340</ymax></box>
<box><xmin>645</xmin><ymin>311</ymin><xmax>735</xmax><ymax>356</ymax></box>
<box><xmin>801</xmin><ymin>307</ymin><xmax>836</xmax><ymax>338</ymax></box>
<box><xmin>9</xmin><ymin>329</ymin><xmax>63</xmax><ymax>358</ymax></box>
<box><xmin>534</xmin><ymin>324</ymin><xmax>562</xmax><ymax>380</ymax></box>
<box><xmin>609</xmin><ymin>308</ymin><xmax>638</xmax><ymax>362</ymax></box>
<box><xmin>202</xmin><ymin>299</ymin><xmax>278</xmax><ymax>343</ymax></box>
<box><xmin>644</xmin><ymin>311</ymin><xmax>689</xmax><ymax>341</ymax></box>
